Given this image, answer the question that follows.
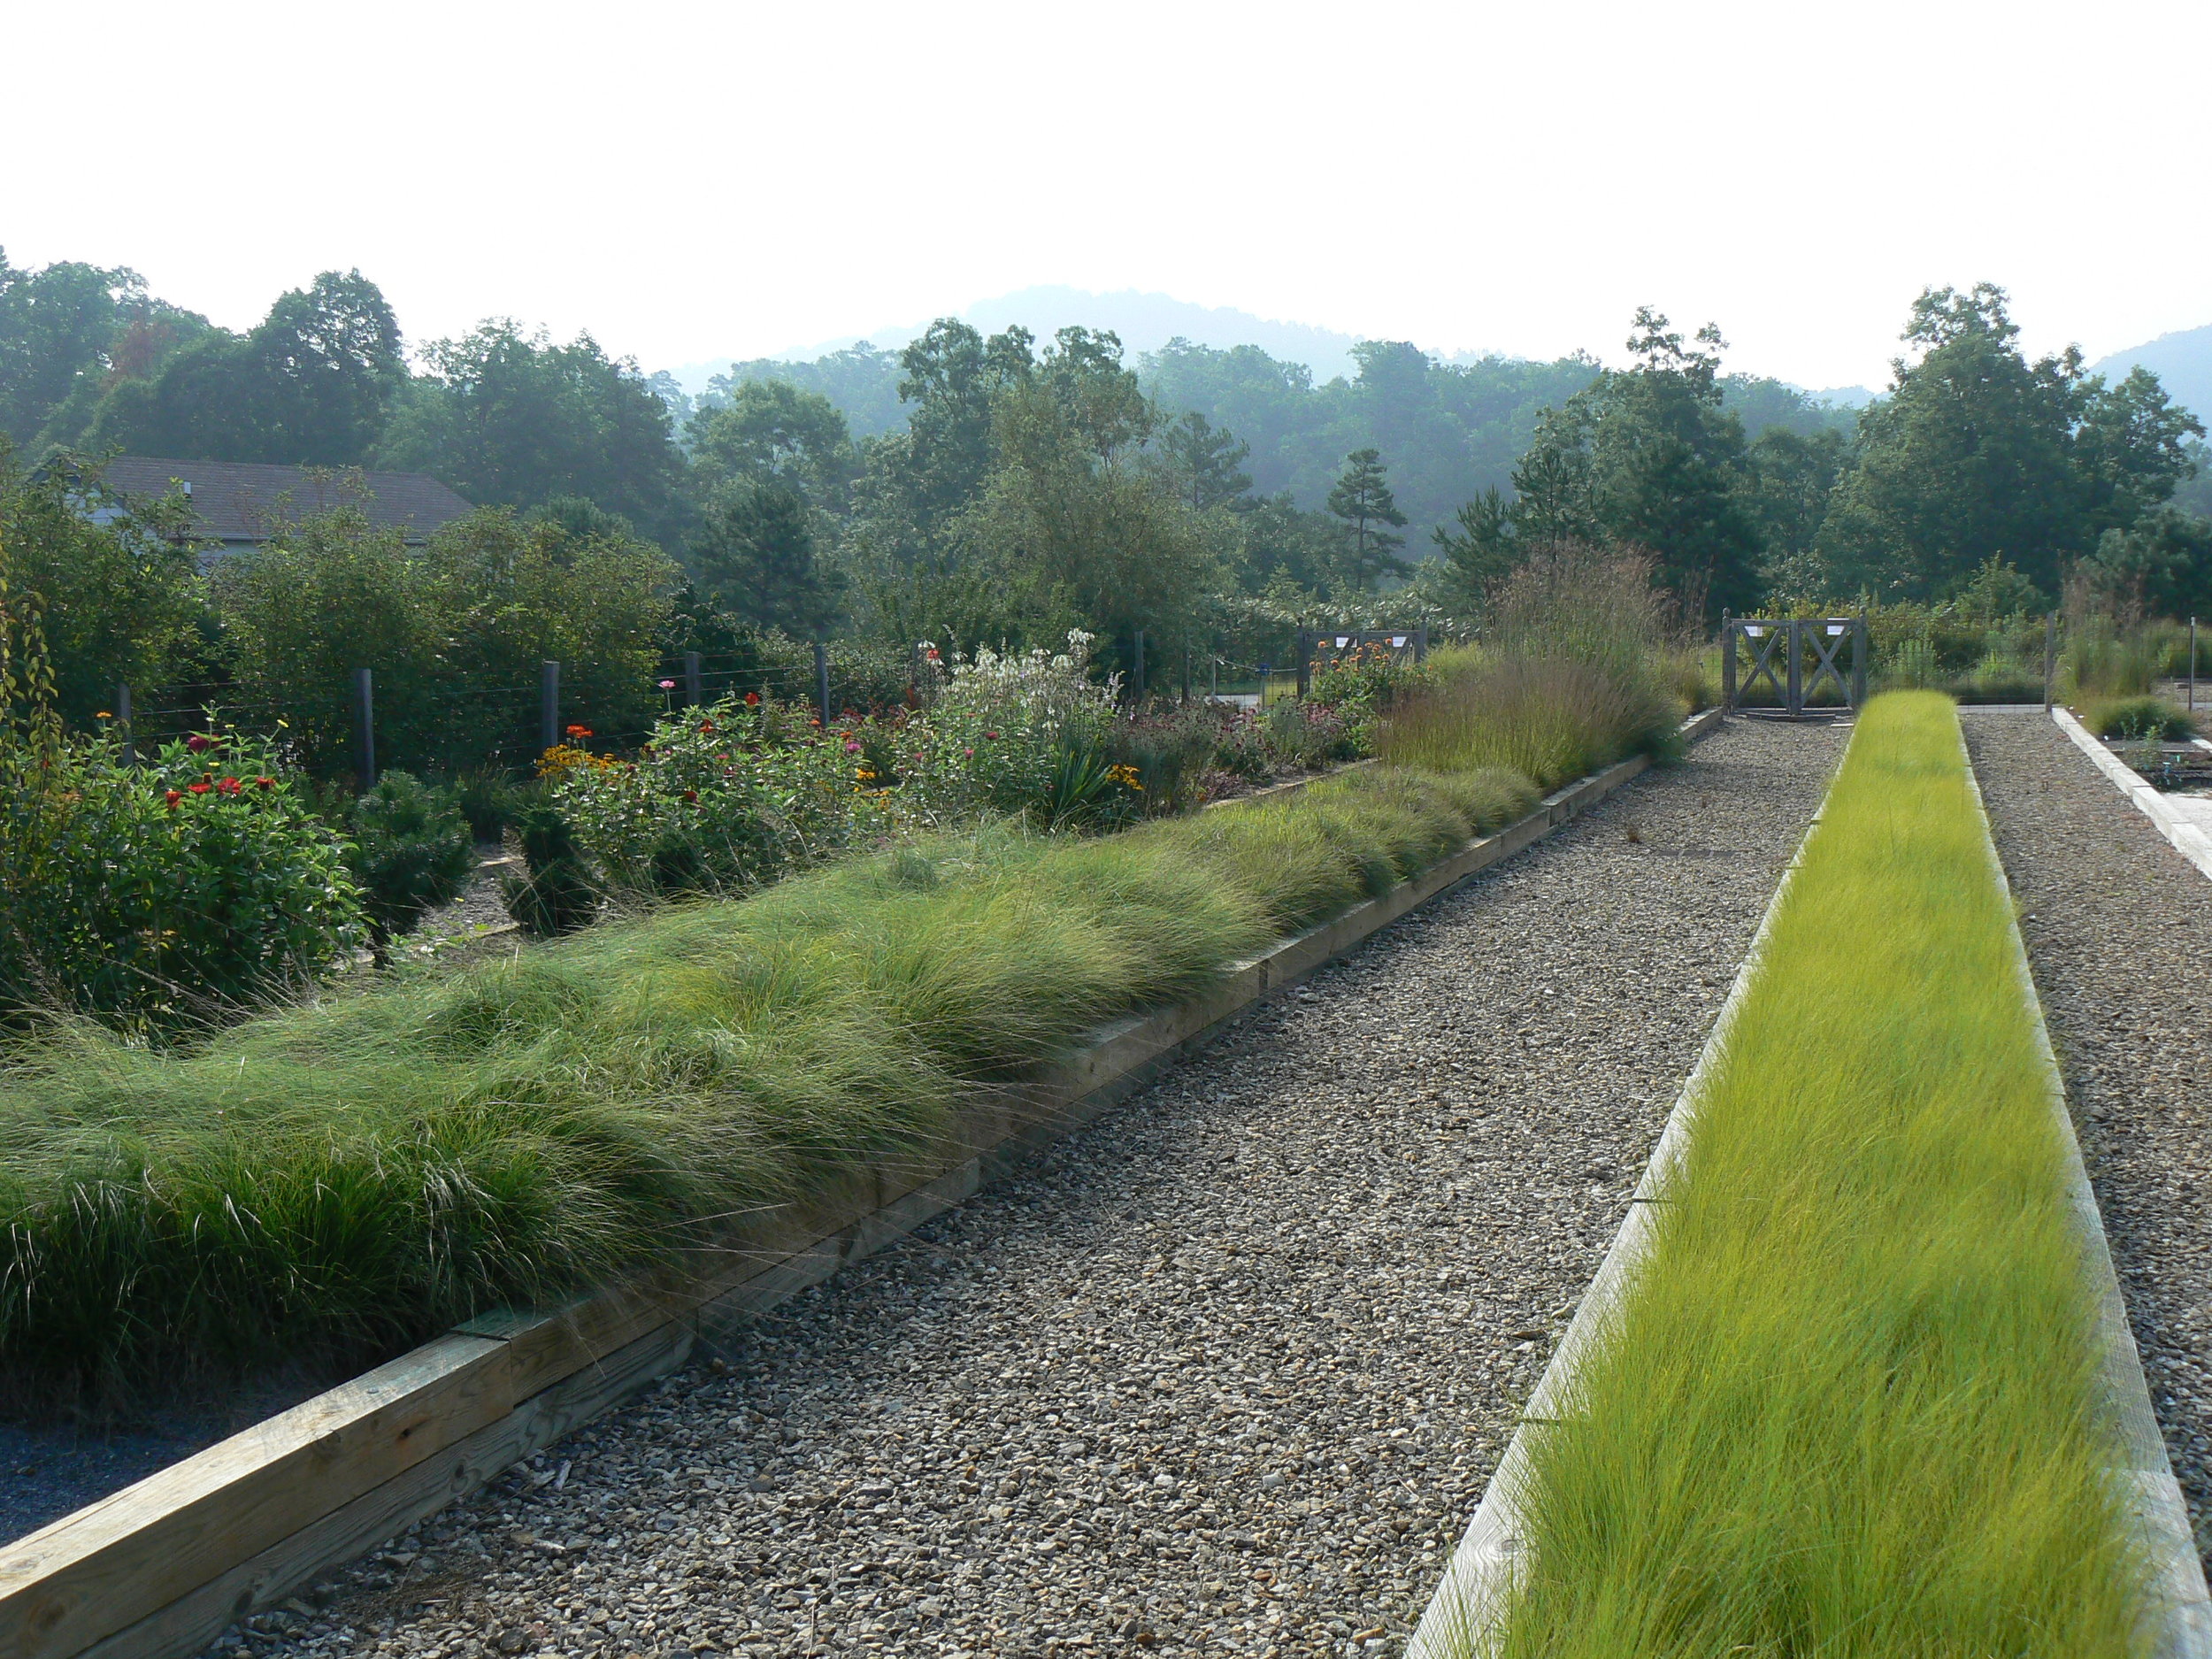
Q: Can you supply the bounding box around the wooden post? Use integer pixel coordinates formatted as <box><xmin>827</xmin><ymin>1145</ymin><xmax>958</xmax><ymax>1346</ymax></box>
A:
<box><xmin>2191</xmin><ymin>617</ymin><xmax>2198</xmax><ymax>714</ymax></box>
<box><xmin>115</xmin><ymin>682</ymin><xmax>136</xmax><ymax>767</ymax></box>
<box><xmin>1294</xmin><ymin>630</ymin><xmax>1312</xmax><ymax>700</ymax></box>
<box><xmin>1719</xmin><ymin>611</ymin><xmax>1736</xmax><ymax>711</ymax></box>
<box><xmin>2042</xmin><ymin>613</ymin><xmax>2057</xmax><ymax>714</ymax></box>
<box><xmin>1415</xmin><ymin>625</ymin><xmax>1428</xmax><ymax>664</ymax></box>
<box><xmin>355</xmin><ymin>667</ymin><xmax>376</xmax><ymax>788</ymax></box>
<box><xmin>684</xmin><ymin>650</ymin><xmax>703</xmax><ymax>709</ymax></box>
<box><xmin>1786</xmin><ymin>619</ymin><xmax>1803</xmax><ymax>718</ymax></box>
<box><xmin>541</xmin><ymin>659</ymin><xmax>560</xmax><ymax>752</ymax></box>
<box><xmin>1210</xmin><ymin>658</ymin><xmax>1218</xmax><ymax>702</ymax></box>
<box><xmin>813</xmin><ymin>640</ymin><xmax>831</xmax><ymax>726</ymax></box>
<box><xmin>1132</xmin><ymin>629</ymin><xmax>1146</xmax><ymax>703</ymax></box>
<box><xmin>1851</xmin><ymin>617</ymin><xmax>1867</xmax><ymax>709</ymax></box>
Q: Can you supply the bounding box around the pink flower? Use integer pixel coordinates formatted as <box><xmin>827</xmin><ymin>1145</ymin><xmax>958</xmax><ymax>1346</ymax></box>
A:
<box><xmin>186</xmin><ymin>733</ymin><xmax>213</xmax><ymax>754</ymax></box>
<box><xmin>658</xmin><ymin>679</ymin><xmax>677</xmax><ymax>690</ymax></box>
<box><xmin>982</xmin><ymin>730</ymin><xmax>999</xmax><ymax>740</ymax></box>
<box><xmin>844</xmin><ymin>741</ymin><xmax>862</xmax><ymax>754</ymax></box>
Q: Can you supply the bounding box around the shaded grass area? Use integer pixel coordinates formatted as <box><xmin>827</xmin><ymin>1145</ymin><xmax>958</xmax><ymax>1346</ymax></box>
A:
<box><xmin>1474</xmin><ymin>692</ymin><xmax>2147</xmax><ymax>1657</ymax></box>
<box><xmin>0</xmin><ymin>764</ymin><xmax>1536</xmax><ymax>1402</ymax></box>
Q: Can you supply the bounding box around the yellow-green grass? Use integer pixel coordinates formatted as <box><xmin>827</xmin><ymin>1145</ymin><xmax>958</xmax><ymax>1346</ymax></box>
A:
<box><xmin>0</xmin><ymin>763</ymin><xmax>1536</xmax><ymax>1402</ymax></box>
<box><xmin>1475</xmin><ymin>692</ymin><xmax>2148</xmax><ymax>1657</ymax></box>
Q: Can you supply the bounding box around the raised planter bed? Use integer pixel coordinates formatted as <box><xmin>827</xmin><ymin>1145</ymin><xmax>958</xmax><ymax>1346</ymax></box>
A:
<box><xmin>0</xmin><ymin>713</ymin><xmax>1718</xmax><ymax>1659</ymax></box>
<box><xmin>2052</xmin><ymin>706</ymin><xmax>2212</xmax><ymax>882</ymax></box>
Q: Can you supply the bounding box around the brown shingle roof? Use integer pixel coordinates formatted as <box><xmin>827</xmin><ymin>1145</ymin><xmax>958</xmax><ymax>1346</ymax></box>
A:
<box><xmin>99</xmin><ymin>457</ymin><xmax>474</xmax><ymax>545</ymax></box>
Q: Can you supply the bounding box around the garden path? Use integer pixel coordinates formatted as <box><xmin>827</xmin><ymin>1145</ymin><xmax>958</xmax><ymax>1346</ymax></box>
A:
<box><xmin>231</xmin><ymin>719</ymin><xmax>1841</xmax><ymax>1659</ymax></box>
<box><xmin>1970</xmin><ymin>713</ymin><xmax>2212</xmax><ymax>1575</ymax></box>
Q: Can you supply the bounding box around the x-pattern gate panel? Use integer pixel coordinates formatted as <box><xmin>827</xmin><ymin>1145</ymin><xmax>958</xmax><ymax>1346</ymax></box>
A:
<box><xmin>1721</xmin><ymin>616</ymin><xmax>1865</xmax><ymax>716</ymax></box>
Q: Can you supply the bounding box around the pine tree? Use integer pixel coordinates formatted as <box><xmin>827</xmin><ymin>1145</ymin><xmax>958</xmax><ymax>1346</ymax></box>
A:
<box><xmin>687</xmin><ymin>480</ymin><xmax>843</xmax><ymax>637</ymax></box>
<box><xmin>1325</xmin><ymin>449</ymin><xmax>1410</xmax><ymax>592</ymax></box>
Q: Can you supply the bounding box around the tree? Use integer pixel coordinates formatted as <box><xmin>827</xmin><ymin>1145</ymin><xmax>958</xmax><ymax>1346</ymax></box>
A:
<box><xmin>1818</xmin><ymin>285</ymin><xmax>2089</xmax><ymax>600</ymax></box>
<box><xmin>1325</xmin><ymin>449</ymin><xmax>1410</xmax><ymax>592</ymax></box>
<box><xmin>688</xmin><ymin>380</ymin><xmax>856</xmax><ymax>506</ymax></box>
<box><xmin>376</xmin><ymin>320</ymin><xmax>683</xmax><ymax>535</ymax></box>
<box><xmin>83</xmin><ymin>271</ymin><xmax>404</xmax><ymax>466</ymax></box>
<box><xmin>689</xmin><ymin>480</ymin><xmax>842</xmax><ymax>638</ymax></box>
<box><xmin>1155</xmin><ymin>411</ymin><xmax>1252</xmax><ymax>511</ymax></box>
<box><xmin>0</xmin><ymin>449</ymin><xmax>208</xmax><ymax>722</ymax></box>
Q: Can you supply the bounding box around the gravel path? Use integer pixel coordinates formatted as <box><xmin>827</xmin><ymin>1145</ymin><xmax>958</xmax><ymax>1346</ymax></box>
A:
<box><xmin>1967</xmin><ymin>712</ymin><xmax>2212</xmax><ymax>1571</ymax></box>
<box><xmin>234</xmin><ymin>720</ymin><xmax>1841</xmax><ymax>1659</ymax></box>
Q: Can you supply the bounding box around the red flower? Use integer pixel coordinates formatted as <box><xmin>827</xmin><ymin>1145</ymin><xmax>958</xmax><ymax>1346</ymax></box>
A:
<box><xmin>681</xmin><ymin>788</ymin><xmax>698</xmax><ymax>803</ymax></box>
<box><xmin>982</xmin><ymin>730</ymin><xmax>999</xmax><ymax>741</ymax></box>
<box><xmin>255</xmin><ymin>776</ymin><xmax>276</xmax><ymax>789</ymax></box>
<box><xmin>744</xmin><ymin>692</ymin><xmax>761</xmax><ymax>706</ymax></box>
<box><xmin>188</xmin><ymin>781</ymin><xmax>211</xmax><ymax>795</ymax></box>
<box><xmin>566</xmin><ymin>724</ymin><xmax>593</xmax><ymax>739</ymax></box>
<box><xmin>699</xmin><ymin>719</ymin><xmax>716</xmax><ymax>734</ymax></box>
<box><xmin>186</xmin><ymin>733</ymin><xmax>214</xmax><ymax>754</ymax></box>
<box><xmin>216</xmin><ymin>777</ymin><xmax>242</xmax><ymax>795</ymax></box>
<box><xmin>164</xmin><ymin>789</ymin><xmax>182</xmax><ymax>808</ymax></box>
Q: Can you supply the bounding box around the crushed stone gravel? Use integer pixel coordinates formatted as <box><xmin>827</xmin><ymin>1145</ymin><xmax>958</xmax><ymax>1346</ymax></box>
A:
<box><xmin>1967</xmin><ymin>711</ymin><xmax>2212</xmax><ymax>1572</ymax></box>
<box><xmin>223</xmin><ymin>719</ymin><xmax>1842</xmax><ymax>1659</ymax></box>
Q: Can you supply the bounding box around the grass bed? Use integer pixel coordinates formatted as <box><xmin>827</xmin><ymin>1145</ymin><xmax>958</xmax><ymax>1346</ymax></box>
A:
<box><xmin>0</xmin><ymin>763</ymin><xmax>1536</xmax><ymax>1401</ymax></box>
<box><xmin>1474</xmin><ymin>692</ymin><xmax>2147</xmax><ymax>1656</ymax></box>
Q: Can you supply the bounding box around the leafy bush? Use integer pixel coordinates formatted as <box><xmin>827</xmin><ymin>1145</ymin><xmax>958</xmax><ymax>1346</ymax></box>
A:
<box><xmin>449</xmin><ymin>765</ymin><xmax>535</xmax><ymax>841</ymax></box>
<box><xmin>0</xmin><ymin>726</ymin><xmax>363</xmax><ymax>1028</ymax></box>
<box><xmin>2085</xmin><ymin>695</ymin><xmax>2198</xmax><ymax>741</ymax></box>
<box><xmin>544</xmin><ymin>694</ymin><xmax>902</xmax><ymax>900</ymax></box>
<box><xmin>347</xmin><ymin>772</ymin><xmax>475</xmax><ymax>956</ymax></box>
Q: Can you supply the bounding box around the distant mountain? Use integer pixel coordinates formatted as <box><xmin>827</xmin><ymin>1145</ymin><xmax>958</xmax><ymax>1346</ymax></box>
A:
<box><xmin>2093</xmin><ymin>324</ymin><xmax>2212</xmax><ymax>425</ymax></box>
<box><xmin>670</xmin><ymin>287</ymin><xmax>1409</xmax><ymax>393</ymax></box>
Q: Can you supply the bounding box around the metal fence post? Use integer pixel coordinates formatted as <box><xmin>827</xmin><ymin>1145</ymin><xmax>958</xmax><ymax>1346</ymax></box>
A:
<box><xmin>814</xmin><ymin>640</ymin><xmax>831</xmax><ymax>726</ymax></box>
<box><xmin>684</xmin><ymin>650</ymin><xmax>703</xmax><ymax>709</ymax></box>
<box><xmin>1851</xmin><ymin>617</ymin><xmax>1867</xmax><ymax>709</ymax></box>
<box><xmin>2191</xmin><ymin>617</ymin><xmax>2198</xmax><ymax>714</ymax></box>
<box><xmin>1786</xmin><ymin>619</ymin><xmax>1803</xmax><ymax>718</ymax></box>
<box><xmin>1415</xmin><ymin>625</ymin><xmax>1428</xmax><ymax>664</ymax></box>
<box><xmin>115</xmin><ymin>683</ymin><xmax>137</xmax><ymax>767</ymax></box>
<box><xmin>541</xmin><ymin>660</ymin><xmax>560</xmax><ymax>752</ymax></box>
<box><xmin>1294</xmin><ymin>630</ymin><xmax>1312</xmax><ymax>700</ymax></box>
<box><xmin>2041</xmin><ymin>614</ymin><xmax>2057</xmax><ymax>714</ymax></box>
<box><xmin>1719</xmin><ymin>611</ymin><xmax>1736</xmax><ymax>711</ymax></box>
<box><xmin>355</xmin><ymin>667</ymin><xmax>376</xmax><ymax>787</ymax></box>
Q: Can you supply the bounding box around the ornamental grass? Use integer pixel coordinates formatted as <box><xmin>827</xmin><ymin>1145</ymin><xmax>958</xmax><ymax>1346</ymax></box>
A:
<box><xmin>0</xmin><ymin>764</ymin><xmax>1534</xmax><ymax>1402</ymax></box>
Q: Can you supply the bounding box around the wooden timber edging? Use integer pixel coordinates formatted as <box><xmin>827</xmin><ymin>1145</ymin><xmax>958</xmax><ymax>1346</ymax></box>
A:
<box><xmin>2051</xmin><ymin>704</ymin><xmax>2212</xmax><ymax>882</ymax></box>
<box><xmin>1405</xmin><ymin>707</ymin><xmax>2212</xmax><ymax>1658</ymax></box>
<box><xmin>0</xmin><ymin>707</ymin><xmax>1722</xmax><ymax>1659</ymax></box>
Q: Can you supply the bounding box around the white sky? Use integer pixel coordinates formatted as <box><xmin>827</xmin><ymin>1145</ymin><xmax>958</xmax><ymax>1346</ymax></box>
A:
<box><xmin>8</xmin><ymin>0</ymin><xmax>2208</xmax><ymax>390</ymax></box>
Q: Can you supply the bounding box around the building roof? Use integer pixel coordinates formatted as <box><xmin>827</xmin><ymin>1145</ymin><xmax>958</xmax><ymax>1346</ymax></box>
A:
<box><xmin>98</xmin><ymin>457</ymin><xmax>475</xmax><ymax>545</ymax></box>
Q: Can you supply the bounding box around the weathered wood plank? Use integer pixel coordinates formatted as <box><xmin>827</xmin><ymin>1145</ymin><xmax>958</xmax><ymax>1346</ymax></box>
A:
<box><xmin>0</xmin><ymin>1334</ymin><xmax>513</xmax><ymax>1659</ymax></box>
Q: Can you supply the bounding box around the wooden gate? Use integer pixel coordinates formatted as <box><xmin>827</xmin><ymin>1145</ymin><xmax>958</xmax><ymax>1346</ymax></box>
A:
<box><xmin>1720</xmin><ymin>615</ymin><xmax>1866</xmax><ymax>716</ymax></box>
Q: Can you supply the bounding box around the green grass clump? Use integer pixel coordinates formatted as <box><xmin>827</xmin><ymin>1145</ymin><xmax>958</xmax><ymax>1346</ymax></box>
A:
<box><xmin>1474</xmin><ymin>692</ymin><xmax>2147</xmax><ymax>1657</ymax></box>
<box><xmin>1379</xmin><ymin>654</ymin><xmax>1680</xmax><ymax>787</ymax></box>
<box><xmin>0</xmin><ymin>761</ymin><xmax>1534</xmax><ymax>1402</ymax></box>
<box><xmin>2085</xmin><ymin>693</ymin><xmax>2199</xmax><ymax>741</ymax></box>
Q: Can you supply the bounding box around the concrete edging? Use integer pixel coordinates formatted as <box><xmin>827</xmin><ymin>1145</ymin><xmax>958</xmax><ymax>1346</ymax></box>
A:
<box><xmin>0</xmin><ymin>710</ymin><xmax>1724</xmax><ymax>1659</ymax></box>
<box><xmin>1406</xmin><ymin>707</ymin><xmax>2212</xmax><ymax>1657</ymax></box>
<box><xmin>2050</xmin><ymin>705</ymin><xmax>2212</xmax><ymax>881</ymax></box>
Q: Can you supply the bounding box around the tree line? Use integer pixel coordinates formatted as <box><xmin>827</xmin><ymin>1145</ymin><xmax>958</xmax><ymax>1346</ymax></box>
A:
<box><xmin>4</xmin><ymin>250</ymin><xmax>2208</xmax><ymax>681</ymax></box>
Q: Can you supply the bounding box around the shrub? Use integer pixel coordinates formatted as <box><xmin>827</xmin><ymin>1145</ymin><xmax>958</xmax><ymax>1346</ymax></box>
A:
<box><xmin>500</xmin><ymin>803</ymin><xmax>602</xmax><ymax>937</ymax></box>
<box><xmin>2084</xmin><ymin>694</ymin><xmax>2197</xmax><ymax>741</ymax></box>
<box><xmin>0</xmin><ymin>726</ymin><xmax>363</xmax><ymax>1028</ymax></box>
<box><xmin>449</xmin><ymin>766</ymin><xmax>535</xmax><ymax>841</ymax></box>
<box><xmin>347</xmin><ymin>772</ymin><xmax>476</xmax><ymax>957</ymax></box>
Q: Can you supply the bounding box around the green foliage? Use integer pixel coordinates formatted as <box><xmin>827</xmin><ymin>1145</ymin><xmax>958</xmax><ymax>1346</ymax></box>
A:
<box><xmin>81</xmin><ymin>272</ymin><xmax>404</xmax><ymax>467</ymax></box>
<box><xmin>1325</xmin><ymin>449</ymin><xmax>1411</xmax><ymax>591</ymax></box>
<box><xmin>211</xmin><ymin>503</ymin><xmax>674</xmax><ymax>775</ymax></box>
<box><xmin>687</xmin><ymin>380</ymin><xmax>856</xmax><ymax>507</ymax></box>
<box><xmin>374</xmin><ymin>320</ymin><xmax>684</xmax><ymax>534</ymax></box>
<box><xmin>1480</xmin><ymin>695</ymin><xmax>2147</xmax><ymax>1658</ymax></box>
<box><xmin>687</xmin><ymin>480</ymin><xmax>843</xmax><ymax>638</ymax></box>
<box><xmin>0</xmin><ymin>248</ymin><xmax>211</xmax><ymax>449</ymax></box>
<box><xmin>0</xmin><ymin>449</ymin><xmax>207</xmax><ymax>723</ymax></box>
<box><xmin>346</xmin><ymin>772</ymin><xmax>475</xmax><ymax>953</ymax></box>
<box><xmin>500</xmin><ymin>803</ymin><xmax>601</xmax><ymax>937</ymax></box>
<box><xmin>1820</xmin><ymin>284</ymin><xmax>2206</xmax><ymax>602</ymax></box>
<box><xmin>0</xmin><ymin>726</ymin><xmax>363</xmax><ymax>1029</ymax></box>
<box><xmin>2084</xmin><ymin>694</ymin><xmax>2197</xmax><ymax>741</ymax></box>
<box><xmin>0</xmin><ymin>752</ymin><xmax>1540</xmax><ymax>1394</ymax></box>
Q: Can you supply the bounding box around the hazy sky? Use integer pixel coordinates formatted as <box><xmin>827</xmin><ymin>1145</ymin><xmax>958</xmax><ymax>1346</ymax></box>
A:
<box><xmin>11</xmin><ymin>0</ymin><xmax>2208</xmax><ymax>390</ymax></box>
